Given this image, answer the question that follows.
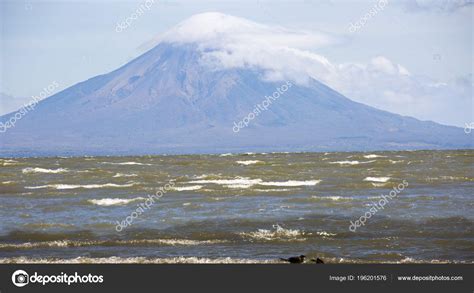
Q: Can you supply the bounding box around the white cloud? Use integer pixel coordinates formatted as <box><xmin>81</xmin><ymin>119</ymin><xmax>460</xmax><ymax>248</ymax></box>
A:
<box><xmin>161</xmin><ymin>12</ymin><xmax>337</xmax><ymax>50</ymax></box>
<box><xmin>159</xmin><ymin>12</ymin><xmax>472</xmax><ymax>126</ymax></box>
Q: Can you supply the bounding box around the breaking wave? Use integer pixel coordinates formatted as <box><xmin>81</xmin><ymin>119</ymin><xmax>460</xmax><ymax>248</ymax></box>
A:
<box><xmin>188</xmin><ymin>177</ymin><xmax>320</xmax><ymax>189</ymax></box>
<box><xmin>364</xmin><ymin>177</ymin><xmax>391</xmax><ymax>183</ymax></box>
<box><xmin>112</xmin><ymin>173</ymin><xmax>138</xmax><ymax>178</ymax></box>
<box><xmin>173</xmin><ymin>185</ymin><xmax>203</xmax><ymax>191</ymax></box>
<box><xmin>88</xmin><ymin>197</ymin><xmax>145</xmax><ymax>206</ymax></box>
<box><xmin>239</xmin><ymin>224</ymin><xmax>306</xmax><ymax>242</ymax></box>
<box><xmin>0</xmin><ymin>239</ymin><xmax>228</xmax><ymax>249</ymax></box>
<box><xmin>0</xmin><ymin>256</ymin><xmax>468</xmax><ymax>264</ymax></box>
<box><xmin>236</xmin><ymin>160</ymin><xmax>262</xmax><ymax>165</ymax></box>
<box><xmin>1</xmin><ymin>159</ymin><xmax>19</xmax><ymax>166</ymax></box>
<box><xmin>22</xmin><ymin>167</ymin><xmax>69</xmax><ymax>174</ymax></box>
<box><xmin>25</xmin><ymin>183</ymin><xmax>136</xmax><ymax>190</ymax></box>
<box><xmin>329</xmin><ymin>160</ymin><xmax>375</xmax><ymax>165</ymax></box>
<box><xmin>259</xmin><ymin>180</ymin><xmax>321</xmax><ymax>187</ymax></box>
<box><xmin>310</xmin><ymin>195</ymin><xmax>353</xmax><ymax>201</ymax></box>
<box><xmin>363</xmin><ymin>154</ymin><xmax>386</xmax><ymax>159</ymax></box>
<box><xmin>101</xmin><ymin>162</ymin><xmax>152</xmax><ymax>166</ymax></box>
<box><xmin>188</xmin><ymin>177</ymin><xmax>262</xmax><ymax>189</ymax></box>
<box><xmin>0</xmin><ymin>256</ymin><xmax>278</xmax><ymax>264</ymax></box>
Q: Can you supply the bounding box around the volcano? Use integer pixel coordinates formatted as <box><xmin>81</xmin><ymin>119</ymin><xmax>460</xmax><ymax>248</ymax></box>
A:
<box><xmin>0</xmin><ymin>13</ymin><xmax>471</xmax><ymax>156</ymax></box>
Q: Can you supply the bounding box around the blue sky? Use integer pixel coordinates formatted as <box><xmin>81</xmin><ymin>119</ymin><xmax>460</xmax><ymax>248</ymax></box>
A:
<box><xmin>0</xmin><ymin>0</ymin><xmax>472</xmax><ymax>126</ymax></box>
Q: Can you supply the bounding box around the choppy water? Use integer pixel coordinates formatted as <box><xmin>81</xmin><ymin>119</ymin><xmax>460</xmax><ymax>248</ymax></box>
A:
<box><xmin>0</xmin><ymin>150</ymin><xmax>473</xmax><ymax>264</ymax></box>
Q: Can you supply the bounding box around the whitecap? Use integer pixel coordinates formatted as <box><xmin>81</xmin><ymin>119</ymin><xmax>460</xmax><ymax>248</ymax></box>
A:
<box><xmin>88</xmin><ymin>197</ymin><xmax>144</xmax><ymax>206</ymax></box>
<box><xmin>188</xmin><ymin>177</ymin><xmax>262</xmax><ymax>189</ymax></box>
<box><xmin>173</xmin><ymin>185</ymin><xmax>203</xmax><ymax>191</ymax></box>
<box><xmin>316</xmin><ymin>231</ymin><xmax>337</xmax><ymax>237</ymax></box>
<box><xmin>25</xmin><ymin>183</ymin><xmax>136</xmax><ymax>190</ymax></box>
<box><xmin>330</xmin><ymin>160</ymin><xmax>375</xmax><ymax>165</ymax></box>
<box><xmin>239</xmin><ymin>224</ymin><xmax>306</xmax><ymax>241</ymax></box>
<box><xmin>254</xmin><ymin>188</ymin><xmax>294</xmax><ymax>192</ymax></box>
<box><xmin>113</xmin><ymin>173</ymin><xmax>138</xmax><ymax>178</ymax></box>
<box><xmin>102</xmin><ymin>162</ymin><xmax>152</xmax><ymax>166</ymax></box>
<box><xmin>188</xmin><ymin>177</ymin><xmax>320</xmax><ymax>189</ymax></box>
<box><xmin>0</xmin><ymin>256</ymin><xmax>276</xmax><ymax>264</ymax></box>
<box><xmin>1</xmin><ymin>159</ymin><xmax>19</xmax><ymax>166</ymax></box>
<box><xmin>22</xmin><ymin>167</ymin><xmax>69</xmax><ymax>174</ymax></box>
<box><xmin>363</xmin><ymin>154</ymin><xmax>386</xmax><ymax>159</ymax></box>
<box><xmin>364</xmin><ymin>177</ymin><xmax>391</xmax><ymax>183</ymax></box>
<box><xmin>0</xmin><ymin>238</ymin><xmax>228</xmax><ymax>249</ymax></box>
<box><xmin>236</xmin><ymin>160</ymin><xmax>262</xmax><ymax>165</ymax></box>
<box><xmin>311</xmin><ymin>195</ymin><xmax>352</xmax><ymax>201</ymax></box>
<box><xmin>259</xmin><ymin>180</ymin><xmax>321</xmax><ymax>187</ymax></box>
<box><xmin>329</xmin><ymin>160</ymin><xmax>360</xmax><ymax>165</ymax></box>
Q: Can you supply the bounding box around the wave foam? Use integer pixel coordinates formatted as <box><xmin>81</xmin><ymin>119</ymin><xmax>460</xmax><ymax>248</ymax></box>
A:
<box><xmin>236</xmin><ymin>160</ymin><xmax>262</xmax><ymax>165</ymax></box>
<box><xmin>25</xmin><ymin>183</ymin><xmax>136</xmax><ymax>190</ymax></box>
<box><xmin>0</xmin><ymin>239</ymin><xmax>228</xmax><ymax>249</ymax></box>
<box><xmin>102</xmin><ymin>162</ymin><xmax>152</xmax><ymax>166</ymax></box>
<box><xmin>254</xmin><ymin>188</ymin><xmax>294</xmax><ymax>192</ymax></box>
<box><xmin>1</xmin><ymin>256</ymin><xmax>468</xmax><ymax>264</ymax></box>
<box><xmin>311</xmin><ymin>195</ymin><xmax>352</xmax><ymax>201</ymax></box>
<box><xmin>239</xmin><ymin>224</ymin><xmax>306</xmax><ymax>242</ymax></box>
<box><xmin>363</xmin><ymin>154</ymin><xmax>386</xmax><ymax>159</ymax></box>
<box><xmin>173</xmin><ymin>185</ymin><xmax>203</xmax><ymax>191</ymax></box>
<box><xmin>364</xmin><ymin>177</ymin><xmax>391</xmax><ymax>183</ymax></box>
<box><xmin>22</xmin><ymin>167</ymin><xmax>69</xmax><ymax>174</ymax></box>
<box><xmin>0</xmin><ymin>256</ymin><xmax>278</xmax><ymax>264</ymax></box>
<box><xmin>329</xmin><ymin>160</ymin><xmax>375</xmax><ymax>165</ymax></box>
<box><xmin>88</xmin><ymin>197</ymin><xmax>144</xmax><ymax>206</ymax></box>
<box><xmin>189</xmin><ymin>177</ymin><xmax>262</xmax><ymax>189</ymax></box>
<box><xmin>315</xmin><ymin>231</ymin><xmax>337</xmax><ymax>237</ymax></box>
<box><xmin>188</xmin><ymin>177</ymin><xmax>321</xmax><ymax>189</ymax></box>
<box><xmin>259</xmin><ymin>180</ymin><xmax>321</xmax><ymax>187</ymax></box>
<box><xmin>1</xmin><ymin>159</ymin><xmax>19</xmax><ymax>166</ymax></box>
<box><xmin>113</xmin><ymin>173</ymin><xmax>138</xmax><ymax>178</ymax></box>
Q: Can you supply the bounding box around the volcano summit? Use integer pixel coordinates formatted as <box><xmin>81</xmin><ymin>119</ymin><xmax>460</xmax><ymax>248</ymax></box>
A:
<box><xmin>0</xmin><ymin>13</ymin><xmax>470</xmax><ymax>156</ymax></box>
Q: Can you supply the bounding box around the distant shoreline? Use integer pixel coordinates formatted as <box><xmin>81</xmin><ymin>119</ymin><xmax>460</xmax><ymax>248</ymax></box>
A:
<box><xmin>1</xmin><ymin>148</ymin><xmax>473</xmax><ymax>159</ymax></box>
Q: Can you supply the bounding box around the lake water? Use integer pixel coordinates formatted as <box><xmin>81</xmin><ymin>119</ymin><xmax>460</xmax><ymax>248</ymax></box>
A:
<box><xmin>0</xmin><ymin>150</ymin><xmax>472</xmax><ymax>263</ymax></box>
